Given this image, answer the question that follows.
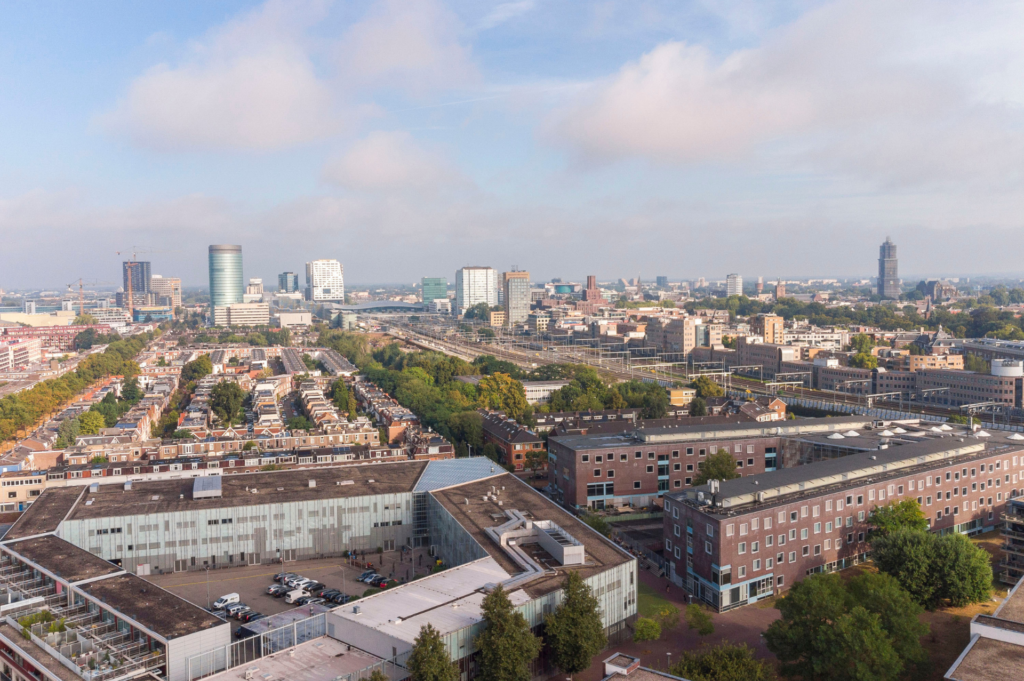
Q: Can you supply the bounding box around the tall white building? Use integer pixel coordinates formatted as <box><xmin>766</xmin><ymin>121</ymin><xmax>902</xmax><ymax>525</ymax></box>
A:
<box><xmin>726</xmin><ymin>273</ymin><xmax>743</xmax><ymax>296</ymax></box>
<box><xmin>455</xmin><ymin>267</ymin><xmax>498</xmax><ymax>315</ymax></box>
<box><xmin>305</xmin><ymin>260</ymin><xmax>345</xmax><ymax>302</ymax></box>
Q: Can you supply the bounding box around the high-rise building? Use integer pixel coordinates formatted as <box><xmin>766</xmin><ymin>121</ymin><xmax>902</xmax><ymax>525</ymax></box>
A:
<box><xmin>502</xmin><ymin>271</ymin><xmax>531</xmax><ymax>325</ymax></box>
<box><xmin>208</xmin><ymin>245</ymin><xmax>244</xmax><ymax>308</ymax></box>
<box><xmin>244</xmin><ymin>278</ymin><xmax>264</xmax><ymax>303</ymax></box>
<box><xmin>455</xmin><ymin>267</ymin><xmax>498</xmax><ymax>315</ymax></box>
<box><xmin>122</xmin><ymin>261</ymin><xmax>151</xmax><ymax>296</ymax></box>
<box><xmin>878</xmin><ymin>237</ymin><xmax>900</xmax><ymax>298</ymax></box>
<box><xmin>726</xmin><ymin>273</ymin><xmax>743</xmax><ymax>296</ymax></box>
<box><xmin>150</xmin><ymin>275</ymin><xmax>182</xmax><ymax>310</ymax></box>
<box><xmin>278</xmin><ymin>272</ymin><xmax>299</xmax><ymax>293</ymax></box>
<box><xmin>421</xmin><ymin>277</ymin><xmax>448</xmax><ymax>304</ymax></box>
<box><xmin>751</xmin><ymin>313</ymin><xmax>784</xmax><ymax>344</ymax></box>
<box><xmin>305</xmin><ymin>260</ymin><xmax>345</xmax><ymax>302</ymax></box>
<box><xmin>656</xmin><ymin>276</ymin><xmax>668</xmax><ymax>287</ymax></box>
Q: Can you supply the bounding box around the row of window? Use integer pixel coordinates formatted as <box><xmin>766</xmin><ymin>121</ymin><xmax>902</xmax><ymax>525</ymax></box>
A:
<box><xmin>580</xmin><ymin>443</ymin><xmax>761</xmax><ymax>464</ymax></box>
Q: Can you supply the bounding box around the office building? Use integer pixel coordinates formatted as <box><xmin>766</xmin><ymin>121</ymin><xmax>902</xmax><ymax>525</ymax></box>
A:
<box><xmin>666</xmin><ymin>436</ymin><xmax>1022</xmax><ymax>611</ymax></box>
<box><xmin>212</xmin><ymin>302</ymin><xmax>270</xmax><ymax>327</ymax></box>
<box><xmin>149</xmin><ymin>275</ymin><xmax>182</xmax><ymax>310</ymax></box>
<box><xmin>122</xmin><ymin>260</ymin><xmax>152</xmax><ymax>296</ymax></box>
<box><xmin>208</xmin><ymin>244</ymin><xmax>243</xmax><ymax>308</ymax></box>
<box><xmin>278</xmin><ymin>271</ymin><xmax>299</xmax><ymax>293</ymax></box>
<box><xmin>305</xmin><ymin>259</ymin><xmax>345</xmax><ymax>302</ymax></box>
<box><xmin>878</xmin><ymin>237</ymin><xmax>900</xmax><ymax>298</ymax></box>
<box><xmin>750</xmin><ymin>314</ymin><xmax>784</xmax><ymax>344</ymax></box>
<box><xmin>656</xmin><ymin>276</ymin><xmax>669</xmax><ymax>287</ymax></box>
<box><xmin>503</xmin><ymin>270</ymin><xmax>531</xmax><ymax>325</ymax></box>
<box><xmin>243</xmin><ymin>277</ymin><xmax>264</xmax><ymax>303</ymax></box>
<box><xmin>421</xmin><ymin>277</ymin><xmax>447</xmax><ymax>304</ymax></box>
<box><xmin>726</xmin><ymin>273</ymin><xmax>743</xmax><ymax>296</ymax></box>
<box><xmin>455</xmin><ymin>266</ymin><xmax>498</xmax><ymax>315</ymax></box>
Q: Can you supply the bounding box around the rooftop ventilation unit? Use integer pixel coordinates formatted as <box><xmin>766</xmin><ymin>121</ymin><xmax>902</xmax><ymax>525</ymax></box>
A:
<box><xmin>193</xmin><ymin>476</ymin><xmax>222</xmax><ymax>500</ymax></box>
<box><xmin>89</xmin><ymin>483</ymin><xmax>99</xmax><ymax>493</ymax></box>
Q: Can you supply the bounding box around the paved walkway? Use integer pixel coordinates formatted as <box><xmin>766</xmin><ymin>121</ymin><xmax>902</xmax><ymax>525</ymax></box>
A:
<box><xmin>547</xmin><ymin>566</ymin><xmax>779</xmax><ymax>681</ymax></box>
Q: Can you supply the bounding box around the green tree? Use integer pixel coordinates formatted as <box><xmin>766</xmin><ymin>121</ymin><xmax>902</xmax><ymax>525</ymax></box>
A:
<box><xmin>580</xmin><ymin>512</ymin><xmax>611</xmax><ymax>537</ymax></box>
<box><xmin>55</xmin><ymin>417</ymin><xmax>81</xmax><ymax>448</ymax></box>
<box><xmin>210</xmin><ymin>380</ymin><xmax>245</xmax><ymax>426</ymax></box>
<box><xmin>633</xmin><ymin>617</ymin><xmax>661</xmax><ymax>642</ymax></box>
<box><xmin>242</xmin><ymin>440</ymin><xmax>257</xmax><ymax>451</ymax></box>
<box><xmin>475</xmin><ymin>584</ymin><xmax>541</xmax><ymax>681</ymax></box>
<box><xmin>359</xmin><ymin>670</ymin><xmax>389</xmax><ymax>681</ymax></box>
<box><xmin>867</xmin><ymin>498</ymin><xmax>929</xmax><ymax>540</ymax></box>
<box><xmin>870</xmin><ymin>528</ymin><xmax>938</xmax><ymax>607</ymax></box>
<box><xmin>691</xmin><ymin>375</ymin><xmax>724</xmax><ymax>399</ymax></box>
<box><xmin>849</xmin><ymin>334</ymin><xmax>875</xmax><ymax>354</ymax></box>
<box><xmin>181</xmin><ymin>355</ymin><xmax>212</xmax><ymax>383</ymax></box>
<box><xmin>477</xmin><ymin>373</ymin><xmax>531</xmax><ymax>424</ymax></box>
<box><xmin>408</xmin><ymin>623</ymin><xmax>459</xmax><ymax>681</ymax></box>
<box><xmin>331</xmin><ymin>380</ymin><xmax>349</xmax><ymax>410</ymax></box>
<box><xmin>288</xmin><ymin>416</ymin><xmax>315</xmax><ymax>431</ymax></box>
<box><xmin>669</xmin><ymin>642</ymin><xmax>776</xmax><ymax>681</ymax></box>
<box><xmin>73</xmin><ymin>314</ymin><xmax>98</xmax><ymax>325</ymax></box>
<box><xmin>685</xmin><ymin>603</ymin><xmax>714</xmax><ymax>636</ymax></box>
<box><xmin>963</xmin><ymin>354</ymin><xmax>989</xmax><ymax>373</ymax></box>
<box><xmin>849</xmin><ymin>353</ymin><xmax>878</xmax><ymax>369</ymax></box>
<box><xmin>78</xmin><ymin>411</ymin><xmax>106</xmax><ymax>435</ymax></box>
<box><xmin>524</xmin><ymin>450</ymin><xmax>546</xmax><ymax>477</ymax></box>
<box><xmin>689</xmin><ymin>397</ymin><xmax>708</xmax><ymax>416</ymax></box>
<box><xmin>933</xmin><ymin>532</ymin><xmax>993</xmax><ymax>607</ymax></box>
<box><xmin>172</xmin><ymin>429</ymin><xmax>195</xmax><ymax>439</ymax></box>
<box><xmin>347</xmin><ymin>395</ymin><xmax>358</xmax><ymax>421</ymax></box>
<box><xmin>120</xmin><ymin>377</ymin><xmax>142</xmax><ymax>403</ymax></box>
<box><xmin>545</xmin><ymin>572</ymin><xmax>606</xmax><ymax>679</ymax></box>
<box><xmin>846</xmin><ymin>572</ymin><xmax>928</xmax><ymax>677</ymax></box>
<box><xmin>692</xmin><ymin>451</ymin><xmax>740</xmax><ymax>486</ymax></box>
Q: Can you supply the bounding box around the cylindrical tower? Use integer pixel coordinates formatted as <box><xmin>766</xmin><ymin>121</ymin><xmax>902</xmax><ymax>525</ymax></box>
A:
<box><xmin>208</xmin><ymin>245</ymin><xmax>243</xmax><ymax>308</ymax></box>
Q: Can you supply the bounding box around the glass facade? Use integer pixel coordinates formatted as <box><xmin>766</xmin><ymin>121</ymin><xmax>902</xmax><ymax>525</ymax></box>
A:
<box><xmin>421</xmin><ymin>277</ymin><xmax>447</xmax><ymax>304</ymax></box>
<box><xmin>209</xmin><ymin>245</ymin><xmax>243</xmax><ymax>308</ymax></box>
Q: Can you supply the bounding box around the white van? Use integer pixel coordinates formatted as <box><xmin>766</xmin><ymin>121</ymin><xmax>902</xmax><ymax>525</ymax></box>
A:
<box><xmin>285</xmin><ymin>589</ymin><xmax>310</xmax><ymax>604</ymax></box>
<box><xmin>212</xmin><ymin>593</ymin><xmax>240</xmax><ymax>610</ymax></box>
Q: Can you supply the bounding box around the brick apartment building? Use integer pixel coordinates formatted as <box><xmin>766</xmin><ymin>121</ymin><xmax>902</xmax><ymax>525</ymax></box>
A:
<box><xmin>735</xmin><ymin>337</ymin><xmax>801</xmax><ymax>379</ymax></box>
<box><xmin>480</xmin><ymin>411</ymin><xmax>545</xmax><ymax>471</ymax></box>
<box><xmin>666</xmin><ymin>436</ymin><xmax>1024</xmax><ymax>611</ymax></box>
<box><xmin>2</xmin><ymin>324</ymin><xmax>113</xmax><ymax>352</ymax></box>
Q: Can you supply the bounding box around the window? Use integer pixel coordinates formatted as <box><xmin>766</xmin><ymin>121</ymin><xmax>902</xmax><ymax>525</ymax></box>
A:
<box><xmin>686</xmin><ymin>447</ymin><xmax>693</xmax><ymax>456</ymax></box>
<box><xmin>789</xmin><ymin>551</ymin><xmax>796</xmax><ymax>563</ymax></box>
<box><xmin>582</xmin><ymin>455</ymin><xmax>589</xmax><ymax>463</ymax></box>
<box><xmin>814</xmin><ymin>523</ymin><xmax>821</xmax><ymax>534</ymax></box>
<box><xmin>814</xmin><ymin>544</ymin><xmax>821</xmax><ymax>556</ymax></box>
<box><xmin>778</xmin><ymin>534</ymin><xmax>786</xmax><ymax>546</ymax></box>
<box><xmin>858</xmin><ymin>532</ymin><xmax>865</xmax><ymax>542</ymax></box>
<box><xmin>593</xmin><ymin>469</ymin><xmax>601</xmax><ymax>477</ymax></box>
<box><xmin>766</xmin><ymin>535</ymin><xmax>774</xmax><ymax>547</ymax></box>
<box><xmin>673</xmin><ymin>463</ymin><xmax>681</xmax><ymax>471</ymax></box>
<box><xmin>777</xmin><ymin>575</ymin><xmax>785</xmax><ymax>586</ymax></box>
<box><xmin>739</xmin><ymin>542</ymin><xmax>747</xmax><ymax>554</ymax></box>
<box><xmin>672</xmin><ymin>450</ymin><xmax>679</xmax><ymax>458</ymax></box>
<box><xmin>648</xmin><ymin>452</ymin><xmax>655</xmax><ymax>459</ymax></box>
<box><xmin>847</xmin><ymin>533</ymin><xmax>854</xmax><ymax>544</ymax></box>
<box><xmin>726</xmin><ymin>524</ymin><xmax>735</xmax><ymax>537</ymax></box>
<box><xmin>752</xmin><ymin>541</ymin><xmax>759</xmax><ymax>553</ymax></box>
<box><xmin>635</xmin><ymin>451</ymin><xmax>642</xmax><ymax>459</ymax></box>
<box><xmin>633</xmin><ymin>481</ymin><xmax>641</xmax><ymax>489</ymax></box>
<box><xmin>766</xmin><ymin>557</ymin><xmax>773</xmax><ymax>569</ymax></box>
<box><xmin>747</xmin><ymin>458</ymin><xmax>754</xmax><ymax>467</ymax></box>
<box><xmin>596</xmin><ymin>455</ymin><xmax>603</xmax><ymax>463</ymax></box>
<box><xmin>620</xmin><ymin>453</ymin><xmax>628</xmax><ymax>462</ymax></box>
<box><xmin>789</xmin><ymin>529</ymin><xmax>796</xmax><ymax>540</ymax></box>
<box><xmin>607</xmin><ymin>470</ymin><xmax>615</xmax><ymax>478</ymax></box>
<box><xmin>802</xmin><ymin>545</ymin><xmax>809</xmax><ymax>556</ymax></box>
<box><xmin>753</xmin><ymin>559</ymin><xmax>761</xmax><ymax>571</ymax></box>
<box><xmin>646</xmin><ymin>465</ymin><xmax>654</xmax><ymax>473</ymax></box>
<box><xmin>740</xmin><ymin>523</ymin><xmax>748</xmax><ymax>536</ymax></box>
<box><xmin>800</xmin><ymin>528</ymin><xmax>808</xmax><ymax>540</ymax></box>
<box><xmin>738</xmin><ymin>566</ymin><xmax>746</xmax><ymax>578</ymax></box>
<box><xmin>736</xmin><ymin>460</ymin><xmax>744</xmax><ymax>469</ymax></box>
<box><xmin>790</xmin><ymin>511</ymin><xmax>798</xmax><ymax>522</ymax></box>
<box><xmin>705</xmin><ymin>541</ymin><xmax>712</xmax><ymax>554</ymax></box>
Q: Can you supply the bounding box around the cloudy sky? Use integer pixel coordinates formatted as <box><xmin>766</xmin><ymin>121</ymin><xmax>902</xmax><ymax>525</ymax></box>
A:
<box><xmin>2</xmin><ymin>0</ymin><xmax>1023</xmax><ymax>288</ymax></box>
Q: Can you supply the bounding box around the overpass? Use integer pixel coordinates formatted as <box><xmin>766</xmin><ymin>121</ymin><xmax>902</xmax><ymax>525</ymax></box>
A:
<box><xmin>331</xmin><ymin>301</ymin><xmax>426</xmax><ymax>312</ymax></box>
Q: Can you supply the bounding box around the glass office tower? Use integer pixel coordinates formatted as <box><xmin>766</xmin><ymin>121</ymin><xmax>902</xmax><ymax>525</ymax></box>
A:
<box><xmin>208</xmin><ymin>245</ymin><xmax>243</xmax><ymax>308</ymax></box>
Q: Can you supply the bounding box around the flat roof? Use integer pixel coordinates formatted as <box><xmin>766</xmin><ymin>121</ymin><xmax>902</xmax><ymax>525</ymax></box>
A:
<box><xmin>414</xmin><ymin>457</ymin><xmax>503</xmax><ymax>492</ymax></box>
<box><xmin>0</xmin><ymin>622</ymin><xmax>80</xmax><ymax>681</ymax></box>
<box><xmin>430</xmin><ymin>474</ymin><xmax>631</xmax><ymax>597</ymax></box>
<box><xmin>5</xmin><ymin>535</ymin><xmax>121</xmax><ymax>583</ymax></box>
<box><xmin>945</xmin><ymin>637</ymin><xmax>1024</xmax><ymax>681</ymax></box>
<box><xmin>551</xmin><ymin>415</ymin><xmax>875</xmax><ymax>451</ymax></box>
<box><xmin>205</xmin><ymin>636</ymin><xmax>383</xmax><ymax>681</ymax></box>
<box><xmin>670</xmin><ymin>437</ymin><xmax>1002</xmax><ymax>516</ymax></box>
<box><xmin>79</xmin><ymin>573</ymin><xmax>225</xmax><ymax>640</ymax></box>
<box><xmin>66</xmin><ymin>461</ymin><xmax>429</xmax><ymax>520</ymax></box>
<box><xmin>4</xmin><ymin>487</ymin><xmax>84</xmax><ymax>540</ymax></box>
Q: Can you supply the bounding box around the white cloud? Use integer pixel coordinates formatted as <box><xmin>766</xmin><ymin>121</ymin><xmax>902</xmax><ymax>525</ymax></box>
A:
<box><xmin>100</xmin><ymin>0</ymin><xmax>347</xmax><ymax>151</ymax></box>
<box><xmin>322</xmin><ymin>130</ymin><xmax>467</xmax><ymax>191</ymax></box>
<box><xmin>548</xmin><ymin>0</ymin><xmax>1024</xmax><ymax>187</ymax></box>
<box><xmin>478</xmin><ymin>1</ymin><xmax>536</xmax><ymax>30</ymax></box>
<box><xmin>336</xmin><ymin>0</ymin><xmax>478</xmax><ymax>95</ymax></box>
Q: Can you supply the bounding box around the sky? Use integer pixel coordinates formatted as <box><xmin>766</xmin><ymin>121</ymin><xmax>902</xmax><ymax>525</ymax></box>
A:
<box><xmin>2</xmin><ymin>0</ymin><xmax>1024</xmax><ymax>289</ymax></box>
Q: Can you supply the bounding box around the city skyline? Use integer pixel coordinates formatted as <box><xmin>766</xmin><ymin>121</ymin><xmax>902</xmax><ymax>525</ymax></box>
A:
<box><xmin>3</xmin><ymin>1</ymin><xmax>1024</xmax><ymax>287</ymax></box>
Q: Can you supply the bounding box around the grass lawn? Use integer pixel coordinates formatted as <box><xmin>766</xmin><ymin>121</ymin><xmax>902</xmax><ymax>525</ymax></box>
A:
<box><xmin>637</xmin><ymin>582</ymin><xmax>676</xmax><ymax>618</ymax></box>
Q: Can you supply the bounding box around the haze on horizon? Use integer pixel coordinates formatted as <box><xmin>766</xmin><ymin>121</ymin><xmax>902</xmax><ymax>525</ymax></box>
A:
<box><xmin>2</xmin><ymin>0</ymin><xmax>1023</xmax><ymax>289</ymax></box>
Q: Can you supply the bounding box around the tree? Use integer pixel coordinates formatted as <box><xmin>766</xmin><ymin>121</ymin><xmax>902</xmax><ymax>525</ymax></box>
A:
<box><xmin>359</xmin><ymin>670</ymin><xmax>389</xmax><ymax>681</ymax></box>
<box><xmin>331</xmin><ymin>380</ymin><xmax>349</xmax><ymax>410</ymax></box>
<box><xmin>347</xmin><ymin>395</ymin><xmax>358</xmax><ymax>421</ymax></box>
<box><xmin>670</xmin><ymin>642</ymin><xmax>776</xmax><ymax>681</ymax></box>
<box><xmin>691</xmin><ymin>451</ymin><xmax>740</xmax><ymax>487</ymax></box>
<box><xmin>867</xmin><ymin>498</ymin><xmax>929</xmax><ymax>540</ymax></box>
<box><xmin>524</xmin><ymin>450</ymin><xmax>546</xmax><ymax>477</ymax></box>
<box><xmin>408</xmin><ymin>623</ymin><xmax>459</xmax><ymax>681</ymax></box>
<box><xmin>580</xmin><ymin>512</ymin><xmax>611</xmax><ymax>537</ymax></box>
<box><xmin>477</xmin><ymin>373</ymin><xmax>531</xmax><ymax>424</ymax></box>
<box><xmin>55</xmin><ymin>417</ymin><xmax>81</xmax><ymax>448</ymax></box>
<box><xmin>933</xmin><ymin>532</ymin><xmax>993</xmax><ymax>607</ymax></box>
<box><xmin>870</xmin><ymin>528</ymin><xmax>938</xmax><ymax>606</ymax></box>
<box><xmin>475</xmin><ymin>584</ymin><xmax>541</xmax><ymax>681</ymax></box>
<box><xmin>684</xmin><ymin>603</ymin><xmax>714</xmax><ymax>636</ymax></box>
<box><xmin>849</xmin><ymin>353</ymin><xmax>878</xmax><ymax>369</ymax></box>
<box><xmin>764</xmin><ymin>572</ymin><xmax>927</xmax><ymax>681</ymax></box>
<box><xmin>181</xmin><ymin>355</ymin><xmax>212</xmax><ymax>383</ymax></box>
<box><xmin>242</xmin><ymin>441</ymin><xmax>257</xmax><ymax>451</ymax></box>
<box><xmin>632</xmin><ymin>617</ymin><xmax>661</xmax><ymax>642</ymax></box>
<box><xmin>964</xmin><ymin>354</ymin><xmax>990</xmax><ymax>373</ymax></box>
<box><xmin>172</xmin><ymin>429</ymin><xmax>195</xmax><ymax>439</ymax></box>
<box><xmin>689</xmin><ymin>397</ymin><xmax>708</xmax><ymax>416</ymax></box>
<box><xmin>210</xmin><ymin>380</ymin><xmax>245</xmax><ymax>426</ymax></box>
<box><xmin>691</xmin><ymin>375</ymin><xmax>724</xmax><ymax>399</ymax></box>
<box><xmin>120</xmin><ymin>377</ymin><xmax>142</xmax><ymax>403</ymax></box>
<box><xmin>73</xmin><ymin>314</ymin><xmax>98</xmax><ymax>325</ymax></box>
<box><xmin>288</xmin><ymin>416</ymin><xmax>315</xmax><ymax>431</ymax></box>
<box><xmin>545</xmin><ymin>572</ymin><xmax>606</xmax><ymax>679</ymax></box>
<box><xmin>78</xmin><ymin>411</ymin><xmax>106</xmax><ymax>435</ymax></box>
<box><xmin>849</xmin><ymin>333</ymin><xmax>875</xmax><ymax>354</ymax></box>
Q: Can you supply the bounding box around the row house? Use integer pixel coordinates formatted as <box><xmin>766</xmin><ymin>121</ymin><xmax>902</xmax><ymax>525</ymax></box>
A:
<box><xmin>480</xmin><ymin>411</ymin><xmax>545</xmax><ymax>471</ymax></box>
<box><xmin>666</xmin><ymin>437</ymin><xmax>1022</xmax><ymax>612</ymax></box>
<box><xmin>298</xmin><ymin>379</ymin><xmax>341</xmax><ymax>430</ymax></box>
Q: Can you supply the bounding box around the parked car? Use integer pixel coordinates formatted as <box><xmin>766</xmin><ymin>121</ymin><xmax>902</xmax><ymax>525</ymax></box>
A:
<box><xmin>378</xmin><ymin>579</ymin><xmax>397</xmax><ymax>589</ymax></box>
<box><xmin>267</xmin><ymin>585</ymin><xmax>289</xmax><ymax>596</ymax></box>
<box><xmin>224</xmin><ymin>602</ymin><xmax>248</xmax><ymax>617</ymax></box>
<box><xmin>305</xmin><ymin>582</ymin><xmax>326</xmax><ymax>595</ymax></box>
<box><xmin>329</xmin><ymin>593</ymin><xmax>350</xmax><ymax>605</ymax></box>
<box><xmin>285</xmin><ymin>589</ymin><xmax>310</xmax><ymax>604</ymax></box>
<box><xmin>212</xmin><ymin>593</ymin><xmax>240</xmax><ymax>610</ymax></box>
<box><xmin>361</xmin><ymin>573</ymin><xmax>382</xmax><ymax>584</ymax></box>
<box><xmin>358</xmin><ymin>570</ymin><xmax>376</xmax><ymax>581</ymax></box>
<box><xmin>231</xmin><ymin>607</ymin><xmax>253</xmax><ymax>620</ymax></box>
<box><xmin>304</xmin><ymin>598</ymin><xmax>326</xmax><ymax>606</ymax></box>
<box><xmin>295</xmin><ymin>596</ymin><xmax>315</xmax><ymax>605</ymax></box>
<box><xmin>245</xmin><ymin>614</ymin><xmax>267</xmax><ymax>624</ymax></box>
<box><xmin>369</xmin><ymin>576</ymin><xmax>388</xmax><ymax>587</ymax></box>
<box><xmin>241</xmin><ymin>611</ymin><xmax>264</xmax><ymax>623</ymax></box>
<box><xmin>274</xmin><ymin>572</ymin><xmax>298</xmax><ymax>583</ymax></box>
<box><xmin>319</xmin><ymin>589</ymin><xmax>341</xmax><ymax>600</ymax></box>
<box><xmin>287</xmin><ymin>576</ymin><xmax>312</xmax><ymax>589</ymax></box>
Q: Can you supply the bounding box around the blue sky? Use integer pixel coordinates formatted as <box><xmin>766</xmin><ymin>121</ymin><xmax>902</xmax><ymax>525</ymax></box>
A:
<box><xmin>2</xmin><ymin>0</ymin><xmax>1023</xmax><ymax>288</ymax></box>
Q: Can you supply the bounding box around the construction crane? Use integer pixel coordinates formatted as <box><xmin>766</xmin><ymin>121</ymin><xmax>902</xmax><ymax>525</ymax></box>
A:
<box><xmin>65</xmin><ymin>279</ymin><xmax>117</xmax><ymax>317</ymax></box>
<box><xmin>116</xmin><ymin>247</ymin><xmax>153</xmax><ymax>320</ymax></box>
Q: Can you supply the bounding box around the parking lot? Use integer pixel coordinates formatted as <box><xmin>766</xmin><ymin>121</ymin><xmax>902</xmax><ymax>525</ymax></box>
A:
<box><xmin>143</xmin><ymin>549</ymin><xmax>438</xmax><ymax>633</ymax></box>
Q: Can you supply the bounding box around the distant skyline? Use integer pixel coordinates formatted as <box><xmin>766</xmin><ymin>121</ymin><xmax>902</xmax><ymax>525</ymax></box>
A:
<box><xmin>3</xmin><ymin>1</ymin><xmax>1024</xmax><ymax>288</ymax></box>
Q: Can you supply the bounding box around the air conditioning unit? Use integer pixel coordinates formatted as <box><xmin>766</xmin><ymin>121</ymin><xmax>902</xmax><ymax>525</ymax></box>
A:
<box><xmin>244</xmin><ymin>667</ymin><xmax>260</xmax><ymax>679</ymax></box>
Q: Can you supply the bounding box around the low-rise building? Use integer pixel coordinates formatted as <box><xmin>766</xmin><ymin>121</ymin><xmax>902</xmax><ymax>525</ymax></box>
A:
<box><xmin>481</xmin><ymin>411</ymin><xmax>545</xmax><ymax>471</ymax></box>
<box><xmin>212</xmin><ymin>302</ymin><xmax>270</xmax><ymax>327</ymax></box>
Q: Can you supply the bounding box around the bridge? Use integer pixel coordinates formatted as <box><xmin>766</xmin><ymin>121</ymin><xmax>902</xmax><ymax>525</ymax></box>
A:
<box><xmin>331</xmin><ymin>301</ymin><xmax>427</xmax><ymax>312</ymax></box>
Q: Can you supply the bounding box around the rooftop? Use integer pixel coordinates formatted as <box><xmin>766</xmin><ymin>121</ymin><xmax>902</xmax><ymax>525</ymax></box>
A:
<box><xmin>66</xmin><ymin>461</ymin><xmax>429</xmax><ymax>520</ymax></box>
<box><xmin>4</xmin><ymin>486</ymin><xmax>84</xmax><ymax>540</ymax></box>
<box><xmin>0</xmin><ymin>622</ymin><xmax>80</xmax><ymax>681</ymax></box>
<box><xmin>5</xmin><ymin>535</ymin><xmax>122</xmax><ymax>584</ymax></box>
<box><xmin>205</xmin><ymin>636</ymin><xmax>383</xmax><ymax>681</ymax></box>
<box><xmin>79</xmin><ymin>572</ymin><xmax>224</xmax><ymax>640</ymax></box>
<box><xmin>430</xmin><ymin>473</ymin><xmax>631</xmax><ymax>597</ymax></box>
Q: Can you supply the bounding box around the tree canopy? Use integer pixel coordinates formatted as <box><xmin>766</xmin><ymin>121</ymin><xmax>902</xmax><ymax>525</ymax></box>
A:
<box><xmin>408</xmin><ymin>623</ymin><xmax>459</xmax><ymax>681</ymax></box>
<box><xmin>475</xmin><ymin>585</ymin><xmax>541</xmax><ymax>681</ymax></box>
<box><xmin>867</xmin><ymin>499</ymin><xmax>929</xmax><ymax>540</ymax></box>
<box><xmin>544</xmin><ymin>572</ymin><xmax>606</xmax><ymax>678</ymax></box>
<box><xmin>692</xmin><ymin>451</ymin><xmax>740</xmax><ymax>486</ymax></box>
<box><xmin>181</xmin><ymin>355</ymin><xmax>212</xmax><ymax>383</ymax></box>
<box><xmin>669</xmin><ymin>642</ymin><xmax>776</xmax><ymax>681</ymax></box>
<box><xmin>691</xmin><ymin>375</ymin><xmax>724</xmax><ymax>399</ymax></box>
<box><xmin>210</xmin><ymin>380</ymin><xmax>245</xmax><ymax>426</ymax></box>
